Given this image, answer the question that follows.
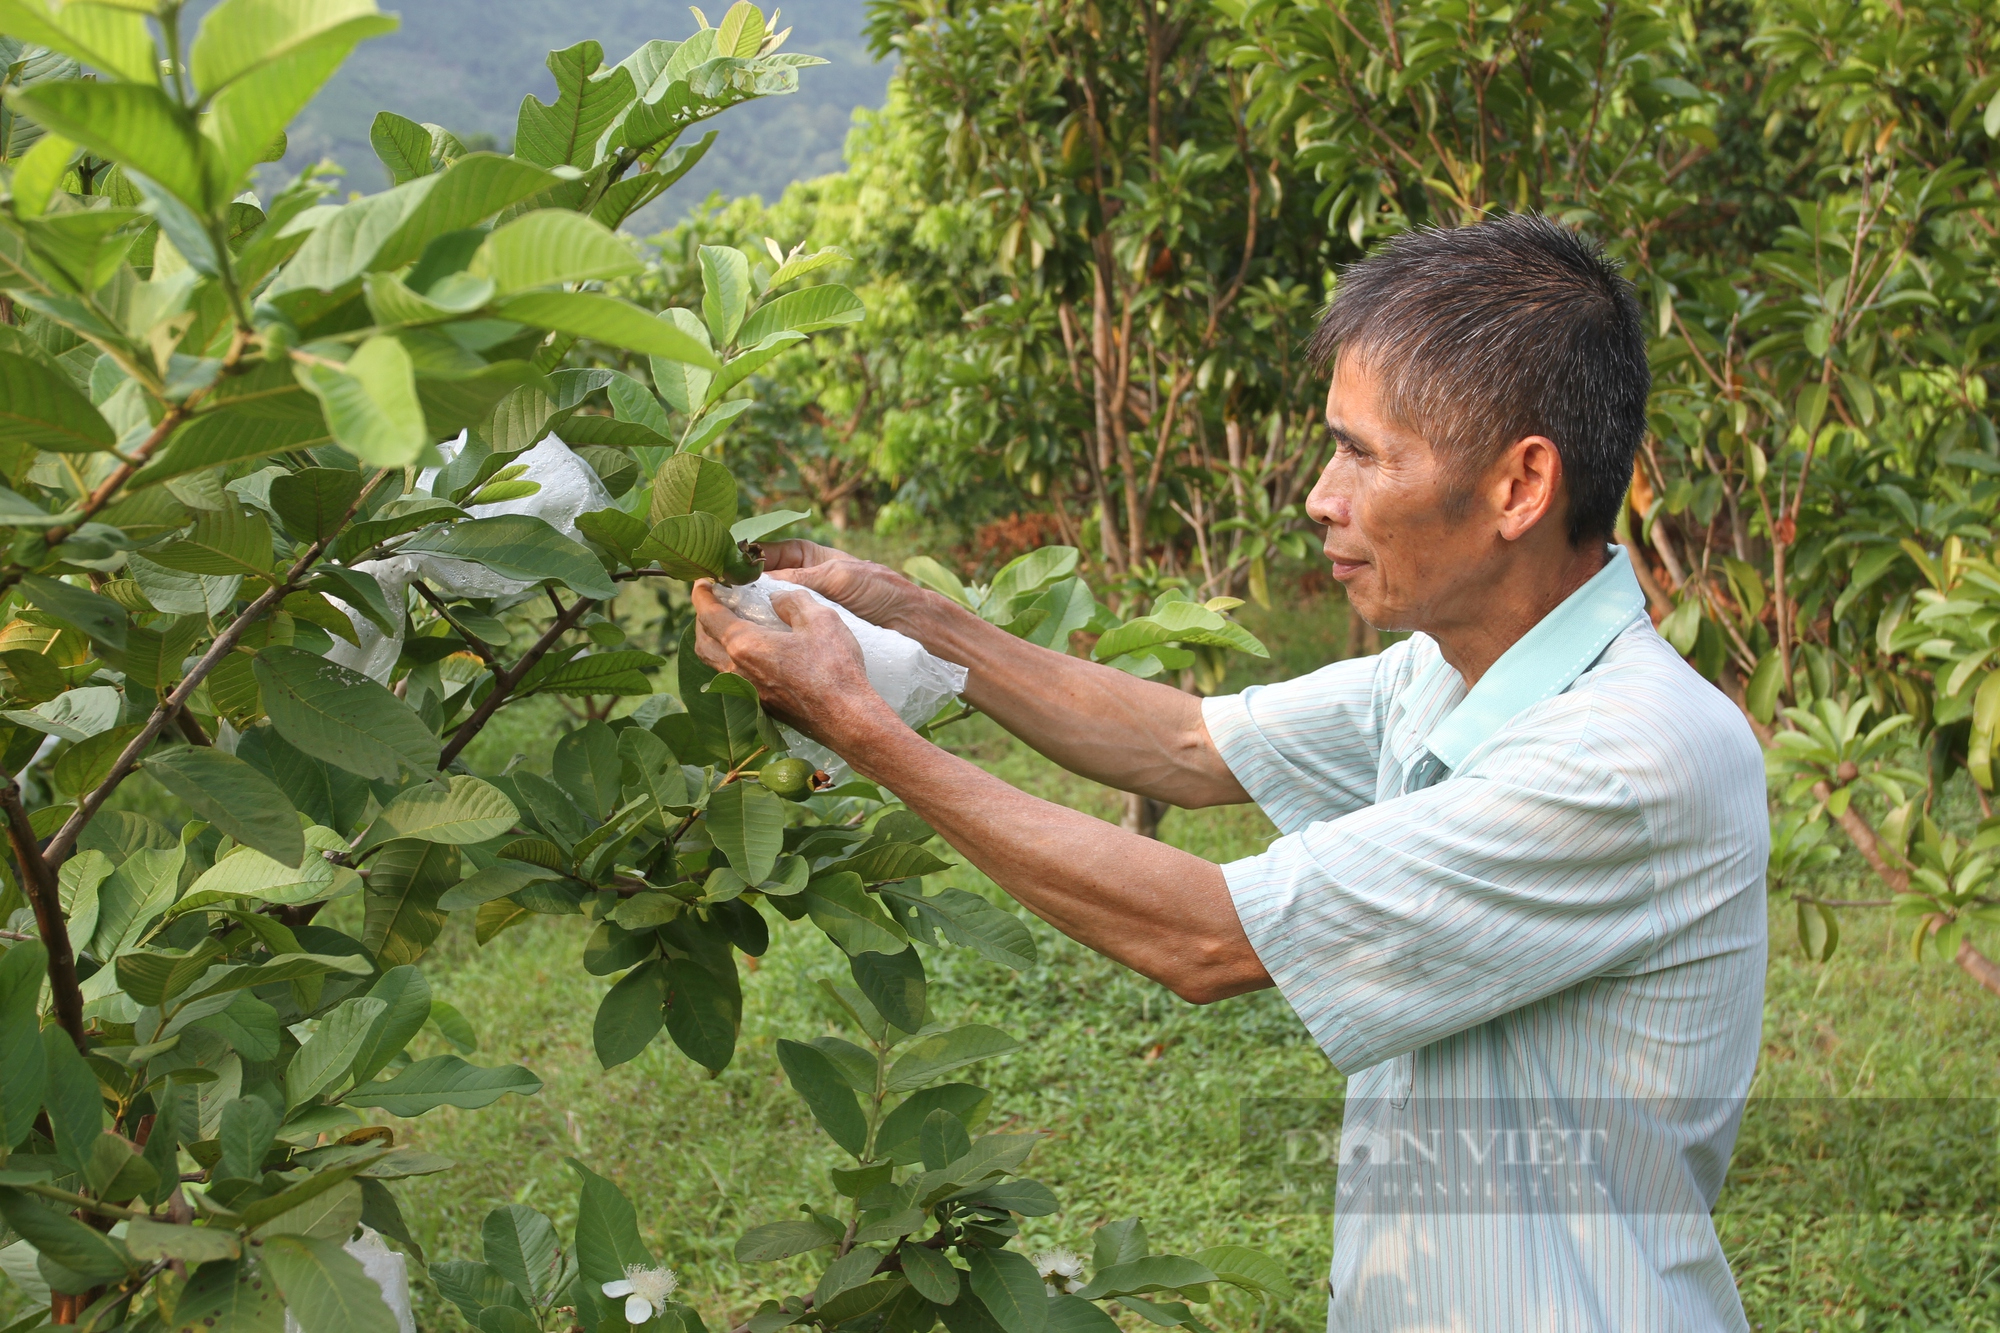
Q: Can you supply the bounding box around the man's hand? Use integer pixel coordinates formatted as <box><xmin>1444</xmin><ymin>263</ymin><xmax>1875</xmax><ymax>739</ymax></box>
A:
<box><xmin>690</xmin><ymin>579</ymin><xmax>900</xmax><ymax>751</ymax></box>
<box><xmin>760</xmin><ymin>539</ymin><xmax>939</xmax><ymax>634</ymax></box>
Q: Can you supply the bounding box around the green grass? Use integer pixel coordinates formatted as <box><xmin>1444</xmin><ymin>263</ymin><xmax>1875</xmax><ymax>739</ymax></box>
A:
<box><xmin>367</xmin><ymin>590</ymin><xmax>2000</xmax><ymax>1332</ymax></box>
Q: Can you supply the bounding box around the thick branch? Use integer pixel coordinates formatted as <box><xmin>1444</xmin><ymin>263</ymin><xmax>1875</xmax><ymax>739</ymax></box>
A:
<box><xmin>42</xmin><ymin>470</ymin><xmax>391</xmax><ymax>869</ymax></box>
<box><xmin>436</xmin><ymin>594</ymin><xmax>596</xmax><ymax>769</ymax></box>
<box><xmin>1</xmin><ymin>773</ymin><xmax>84</xmax><ymax>1049</ymax></box>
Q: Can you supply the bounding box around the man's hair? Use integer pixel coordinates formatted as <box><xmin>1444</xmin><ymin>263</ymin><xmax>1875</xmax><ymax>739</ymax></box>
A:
<box><xmin>1307</xmin><ymin>214</ymin><xmax>1650</xmax><ymax>545</ymax></box>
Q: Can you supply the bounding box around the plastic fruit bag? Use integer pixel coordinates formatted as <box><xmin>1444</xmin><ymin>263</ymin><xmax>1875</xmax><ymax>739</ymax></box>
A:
<box><xmin>710</xmin><ymin>576</ymin><xmax>968</xmax><ymax>781</ymax></box>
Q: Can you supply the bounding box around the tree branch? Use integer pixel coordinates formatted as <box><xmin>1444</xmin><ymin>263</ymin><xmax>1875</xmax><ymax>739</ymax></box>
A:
<box><xmin>42</xmin><ymin>470</ymin><xmax>392</xmax><ymax>870</ymax></box>
<box><xmin>1</xmin><ymin>771</ymin><xmax>84</xmax><ymax>1049</ymax></box>
<box><xmin>436</xmin><ymin>594</ymin><xmax>596</xmax><ymax>770</ymax></box>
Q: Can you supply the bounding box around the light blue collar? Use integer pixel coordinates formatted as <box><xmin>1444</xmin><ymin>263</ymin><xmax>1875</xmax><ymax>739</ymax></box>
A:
<box><xmin>1423</xmin><ymin>548</ymin><xmax>1648</xmax><ymax>772</ymax></box>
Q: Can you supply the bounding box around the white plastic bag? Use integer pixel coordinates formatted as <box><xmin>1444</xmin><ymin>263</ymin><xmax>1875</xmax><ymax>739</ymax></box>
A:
<box><xmin>711</xmin><ymin>576</ymin><xmax>968</xmax><ymax>782</ymax></box>
<box><xmin>325</xmin><ymin>431</ymin><xmax>615</xmax><ymax>682</ymax></box>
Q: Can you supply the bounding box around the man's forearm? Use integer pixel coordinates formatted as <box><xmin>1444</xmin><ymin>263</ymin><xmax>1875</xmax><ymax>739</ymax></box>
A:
<box><xmin>889</xmin><ymin>592</ymin><xmax>1250</xmax><ymax>809</ymax></box>
<box><xmin>842</xmin><ymin>713</ymin><xmax>1272</xmax><ymax>1005</ymax></box>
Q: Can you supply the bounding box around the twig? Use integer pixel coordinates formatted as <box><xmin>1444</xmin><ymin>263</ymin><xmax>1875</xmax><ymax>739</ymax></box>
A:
<box><xmin>2</xmin><ymin>771</ymin><xmax>85</xmax><ymax>1048</ymax></box>
<box><xmin>436</xmin><ymin>594</ymin><xmax>596</xmax><ymax>769</ymax></box>
<box><xmin>0</xmin><ymin>328</ymin><xmax>255</xmax><ymax>599</ymax></box>
<box><xmin>42</xmin><ymin>470</ymin><xmax>393</xmax><ymax>869</ymax></box>
<box><xmin>411</xmin><ymin>582</ymin><xmax>498</xmax><ymax>664</ymax></box>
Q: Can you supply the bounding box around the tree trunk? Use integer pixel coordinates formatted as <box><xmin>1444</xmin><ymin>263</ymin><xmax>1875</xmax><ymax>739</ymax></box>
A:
<box><xmin>1121</xmin><ymin>791</ymin><xmax>1170</xmax><ymax>840</ymax></box>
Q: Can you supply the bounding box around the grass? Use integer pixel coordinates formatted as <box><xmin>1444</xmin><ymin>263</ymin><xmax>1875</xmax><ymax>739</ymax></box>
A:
<box><xmin>364</xmin><ymin>586</ymin><xmax>2000</xmax><ymax>1333</ymax></box>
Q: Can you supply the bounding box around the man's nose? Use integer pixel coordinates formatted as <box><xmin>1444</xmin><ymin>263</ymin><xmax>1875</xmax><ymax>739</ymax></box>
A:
<box><xmin>1306</xmin><ymin>469</ymin><xmax>1350</xmax><ymax>526</ymax></box>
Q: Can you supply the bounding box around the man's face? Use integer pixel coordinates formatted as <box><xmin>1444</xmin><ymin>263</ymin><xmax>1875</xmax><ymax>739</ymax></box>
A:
<box><xmin>1304</xmin><ymin>357</ymin><xmax>1490</xmax><ymax>633</ymax></box>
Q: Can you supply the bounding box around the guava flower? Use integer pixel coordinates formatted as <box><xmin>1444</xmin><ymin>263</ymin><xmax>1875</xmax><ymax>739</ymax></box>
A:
<box><xmin>1032</xmin><ymin>1248</ymin><xmax>1086</xmax><ymax>1297</ymax></box>
<box><xmin>602</xmin><ymin>1263</ymin><xmax>678</xmax><ymax>1324</ymax></box>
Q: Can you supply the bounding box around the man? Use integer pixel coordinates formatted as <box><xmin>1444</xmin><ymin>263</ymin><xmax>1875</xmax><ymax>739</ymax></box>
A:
<box><xmin>692</xmin><ymin>215</ymin><xmax>1768</xmax><ymax>1331</ymax></box>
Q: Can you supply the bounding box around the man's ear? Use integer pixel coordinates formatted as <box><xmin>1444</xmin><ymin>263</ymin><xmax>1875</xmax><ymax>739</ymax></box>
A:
<box><xmin>1493</xmin><ymin>435</ymin><xmax>1564</xmax><ymax>542</ymax></box>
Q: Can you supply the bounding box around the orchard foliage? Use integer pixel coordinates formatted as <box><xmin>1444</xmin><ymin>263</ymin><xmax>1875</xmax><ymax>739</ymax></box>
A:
<box><xmin>0</xmin><ymin>2</ymin><xmax>1280</xmax><ymax>1331</ymax></box>
<box><xmin>665</xmin><ymin>0</ymin><xmax>2000</xmax><ymax>980</ymax></box>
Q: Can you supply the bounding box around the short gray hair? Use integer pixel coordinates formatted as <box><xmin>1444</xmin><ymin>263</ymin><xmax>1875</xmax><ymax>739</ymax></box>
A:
<box><xmin>1309</xmin><ymin>215</ymin><xmax>1650</xmax><ymax>544</ymax></box>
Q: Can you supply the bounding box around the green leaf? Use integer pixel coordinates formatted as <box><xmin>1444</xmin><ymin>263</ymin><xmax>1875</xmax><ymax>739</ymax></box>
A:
<box><xmin>650</xmin><ymin>311</ymin><xmax>714</xmax><ymax>414</ymax></box>
<box><xmin>514</xmin><ymin>41</ymin><xmax>637</xmax><ymax>170</ymax></box>
<box><xmin>594</xmin><ymin>956</ymin><xmax>666</xmax><ymax>1068</ymax></box>
<box><xmin>482</xmin><ymin>1204</ymin><xmax>562</xmax><ymax>1305</ymax></box>
<box><xmin>1044</xmin><ymin>1295</ymin><xmax>1122</xmax><ymax>1333</ymax></box>
<box><xmin>346</xmin><ymin>1055</ymin><xmax>543</xmax><ymax>1116</ymax></box>
<box><xmin>0</xmin><ymin>942</ymin><xmax>48</xmax><ymax>1150</ymax></box>
<box><xmin>877</xmin><ymin>1084</ymin><xmax>992</xmax><ymax>1164</ymax></box>
<box><xmin>122</xmin><ymin>1216</ymin><xmax>242</xmax><ymax>1264</ymax></box>
<box><xmin>269</xmin><ymin>467</ymin><xmax>366</xmax><ymax>543</ymax></box>
<box><xmin>472</xmin><ymin>209</ymin><xmax>642</xmax><ymax>294</ymax></box>
<box><xmin>734</xmin><ymin>1217</ymin><xmax>842</xmax><ymax>1263</ymax></box>
<box><xmin>0</xmin><ymin>1</ymin><xmax>156</xmax><ymax>81</ymax></box>
<box><xmin>775</xmin><ymin>1038</ymin><xmax>868</xmax><ymax>1156</ymax></box>
<box><xmin>967</xmin><ymin>1248</ymin><xmax>1047</xmax><ymax>1333</ymax></box>
<box><xmin>731</xmin><ymin>509</ymin><xmax>812</xmax><ymax>544</ymax></box>
<box><xmin>829</xmin><ymin>843</ymin><xmax>954</xmax><ymax>882</ymax></box>
<box><xmin>20</xmin><ymin>574</ymin><xmax>127</xmax><ymax>649</ymax></box>
<box><xmin>189</xmin><ymin>0</ymin><xmax>393</xmax><ymax>97</ymax></box>
<box><xmin>363</xmin><ymin>838</ymin><xmax>459</xmax><ymax>968</ymax></box>
<box><xmin>805</xmin><ymin>872</ymin><xmax>908</xmax><ymax>957</ymax></box>
<box><xmin>286</xmin><ymin>995</ymin><xmax>387</xmax><ymax>1106</ymax></box>
<box><xmin>296</xmin><ymin>335</ymin><xmax>431</xmax><ymax>469</ymax></box>
<box><xmin>262</xmin><ymin>1233</ymin><xmax>401</xmax><ymax>1333</ymax></box>
<box><xmin>370</xmin><ymin>110</ymin><xmax>438</xmax><ymax>185</ymax></box>
<box><xmin>883</xmin><ymin>885</ymin><xmax>1037</xmax><ymax>971</ymax></box>
<box><xmin>271</xmin><ymin>153</ymin><xmax>565</xmax><ymax>294</ymax></box>
<box><xmin>1190</xmin><ymin>1245</ymin><xmax>1292</xmax><ymax>1299</ymax></box>
<box><xmin>400</xmin><ymin>513</ymin><xmax>616</xmax><ymax>599</ymax></box>
<box><xmin>664</xmin><ymin>954</ymin><xmax>740</xmax><ymax>1072</ymax></box>
<box><xmin>849</xmin><ymin>947</ymin><xmax>926</xmax><ymax>1034</ymax></box>
<box><xmin>575</xmin><ymin>506</ymin><xmax>651</xmax><ymax>562</ymax></box>
<box><xmin>255</xmin><ymin>645</ymin><xmax>442</xmax><ymax>781</ymax></box>
<box><xmin>900</xmin><ymin>1244</ymin><xmax>962</xmax><ymax>1303</ymax></box>
<box><xmin>701</xmin><ymin>244</ymin><xmax>752</xmax><ymax>346</ymax></box>
<box><xmin>707</xmin><ymin>780</ymin><xmax>783</xmax><ymax>884</ymax></box>
<box><xmin>361</xmin><ymin>775</ymin><xmax>517</xmax><ymax>850</ymax></box>
<box><xmin>173</xmin><ymin>1256</ymin><xmax>288</xmax><ymax>1328</ymax></box>
<box><xmin>0</xmin><ymin>1185</ymin><xmax>133</xmax><ymax>1283</ymax></box>
<box><xmin>637</xmin><ymin>511</ymin><xmax>734</xmax><ymax>581</ymax></box>
<box><xmin>1092</xmin><ymin>601</ymin><xmax>1267</xmax><ymax>663</ymax></box>
<box><xmin>496</xmin><ymin>292</ymin><xmax>721</xmax><ymax>370</ymax></box>
<box><xmin>175</xmin><ymin>830</ymin><xmax>355</xmax><ymax>913</ymax></box>
<box><xmin>885</xmin><ymin>1025</ymin><xmax>1020</xmax><ymax>1094</ymax></box>
<box><xmin>144</xmin><ymin>744</ymin><xmax>304</xmax><ymax>868</ymax></box>
<box><xmin>566</xmin><ymin>1155</ymin><xmax>652</xmax><ymax>1284</ymax></box>
<box><xmin>1073</xmin><ymin>1257</ymin><xmax>1216</xmax><ymax>1302</ymax></box>
<box><xmin>650</xmin><ymin>452</ymin><xmax>738</xmax><ymax>524</ymax></box>
<box><xmin>147</xmin><ymin>505</ymin><xmax>274</xmax><ymax>580</ymax></box>
<box><xmin>40</xmin><ymin>1029</ymin><xmax>101</xmax><ymax>1183</ymax></box>
<box><xmin>350</xmin><ymin>965</ymin><xmax>433</xmax><ymax>1087</ymax></box>
<box><xmin>526</xmin><ymin>649</ymin><xmax>663</xmax><ymax>698</ymax></box>
<box><xmin>8</xmin><ymin>81</ymin><xmax>205</xmax><ymax>212</ymax></box>
<box><xmin>0</xmin><ymin>351</ymin><xmax>113</xmax><ymax>452</ymax></box>
<box><xmin>737</xmin><ymin>284</ymin><xmax>865</xmax><ymax>344</ymax></box>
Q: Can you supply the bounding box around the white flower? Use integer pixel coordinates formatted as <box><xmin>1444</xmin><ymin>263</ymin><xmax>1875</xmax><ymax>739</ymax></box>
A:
<box><xmin>1032</xmin><ymin>1248</ymin><xmax>1086</xmax><ymax>1297</ymax></box>
<box><xmin>602</xmin><ymin>1263</ymin><xmax>679</xmax><ymax>1324</ymax></box>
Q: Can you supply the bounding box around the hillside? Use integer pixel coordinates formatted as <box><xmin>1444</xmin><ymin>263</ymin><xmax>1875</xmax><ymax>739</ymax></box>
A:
<box><xmin>231</xmin><ymin>0</ymin><xmax>891</xmax><ymax>232</ymax></box>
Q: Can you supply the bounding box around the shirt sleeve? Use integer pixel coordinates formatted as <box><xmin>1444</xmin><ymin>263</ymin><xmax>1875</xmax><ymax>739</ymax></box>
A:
<box><xmin>1201</xmin><ymin>641</ymin><xmax>1413</xmax><ymax>834</ymax></box>
<box><xmin>1222</xmin><ymin>732</ymin><xmax>1659</xmax><ymax>1074</ymax></box>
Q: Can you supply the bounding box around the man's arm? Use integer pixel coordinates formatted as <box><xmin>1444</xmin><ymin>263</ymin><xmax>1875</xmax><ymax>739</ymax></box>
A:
<box><xmin>761</xmin><ymin>541</ymin><xmax>1250</xmax><ymax>809</ymax></box>
<box><xmin>690</xmin><ymin>581</ymin><xmax>1273</xmax><ymax>1005</ymax></box>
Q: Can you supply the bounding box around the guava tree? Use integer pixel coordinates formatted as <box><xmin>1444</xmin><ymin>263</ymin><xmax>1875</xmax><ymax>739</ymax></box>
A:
<box><xmin>0</xmin><ymin>2</ymin><xmax>1283</xmax><ymax>1330</ymax></box>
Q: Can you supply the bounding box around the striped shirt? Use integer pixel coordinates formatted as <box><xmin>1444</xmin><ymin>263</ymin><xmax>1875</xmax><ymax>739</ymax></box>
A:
<box><xmin>1204</xmin><ymin>552</ymin><xmax>1768</xmax><ymax>1332</ymax></box>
